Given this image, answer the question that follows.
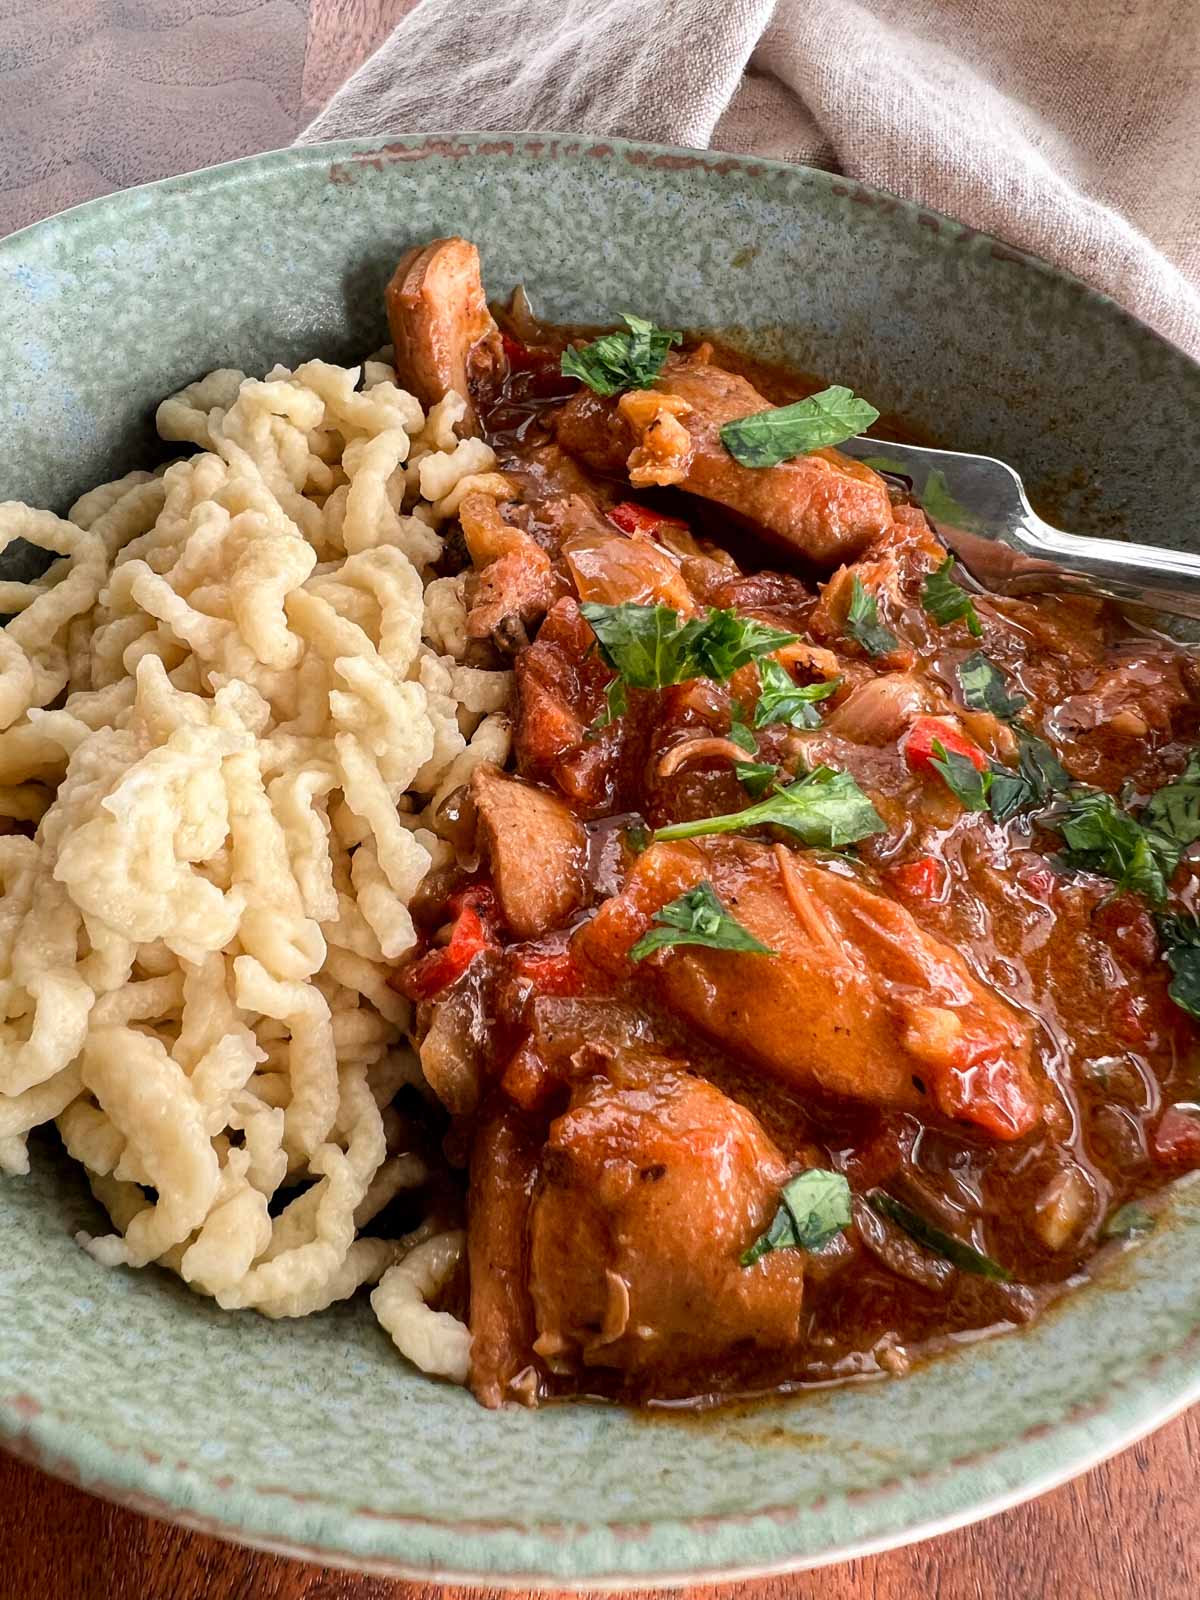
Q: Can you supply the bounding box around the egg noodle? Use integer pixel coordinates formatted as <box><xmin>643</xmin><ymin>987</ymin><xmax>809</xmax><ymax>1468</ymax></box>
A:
<box><xmin>0</xmin><ymin>353</ymin><xmax>513</xmax><ymax>1379</ymax></box>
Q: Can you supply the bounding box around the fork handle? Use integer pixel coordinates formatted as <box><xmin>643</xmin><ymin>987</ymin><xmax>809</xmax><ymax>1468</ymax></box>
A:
<box><xmin>1000</xmin><ymin>515</ymin><xmax>1200</xmax><ymax>623</ymax></box>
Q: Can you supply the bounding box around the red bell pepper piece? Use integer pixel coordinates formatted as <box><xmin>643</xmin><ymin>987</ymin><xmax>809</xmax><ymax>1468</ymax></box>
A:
<box><xmin>904</xmin><ymin>716</ymin><xmax>987</xmax><ymax>777</ymax></box>
<box><xmin>889</xmin><ymin>855</ymin><xmax>945</xmax><ymax>899</ymax></box>
<box><xmin>608</xmin><ymin>501</ymin><xmax>690</xmax><ymax>540</ymax></box>
<box><xmin>398</xmin><ymin>886</ymin><xmax>498</xmax><ymax>1001</ymax></box>
<box><xmin>500</xmin><ymin>331</ymin><xmax>535</xmax><ymax>367</ymax></box>
<box><xmin>1151</xmin><ymin>1104</ymin><xmax>1200</xmax><ymax>1167</ymax></box>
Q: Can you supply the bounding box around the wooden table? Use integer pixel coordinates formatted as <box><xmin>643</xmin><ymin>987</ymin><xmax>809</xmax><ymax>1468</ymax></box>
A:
<box><xmin>0</xmin><ymin>2</ymin><xmax>1197</xmax><ymax>1595</ymax></box>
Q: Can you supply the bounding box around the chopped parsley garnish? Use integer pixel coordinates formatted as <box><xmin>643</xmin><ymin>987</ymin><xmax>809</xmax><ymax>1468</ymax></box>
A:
<box><xmin>728</xmin><ymin>710</ymin><xmax>757</xmax><ymax>753</ymax></box>
<box><xmin>742</xmin><ymin>1169</ymin><xmax>853</xmax><ymax>1266</ymax></box>
<box><xmin>580</xmin><ymin>602</ymin><xmax>796</xmax><ymax>692</ymax></box>
<box><xmin>753</xmin><ymin>658</ymin><xmax>841</xmax><ymax>730</ymax></box>
<box><xmin>1157</xmin><ymin>912</ymin><xmax>1200</xmax><ymax>1020</ymax></box>
<box><xmin>588</xmin><ymin>676</ymin><xmax>628</xmax><ymax>733</ymax></box>
<box><xmin>1139</xmin><ymin>751</ymin><xmax>1200</xmax><ymax>879</ymax></box>
<box><xmin>719</xmin><ymin>386</ymin><xmax>880</xmax><ymax>468</ymax></box>
<box><xmin>697</xmin><ymin>609</ymin><xmax>799</xmax><ymax>679</ymax></box>
<box><xmin>956</xmin><ymin>651</ymin><xmax>1027</xmax><ymax>721</ymax></box>
<box><xmin>1102</xmin><ymin>1202</ymin><xmax>1156</xmax><ymax>1240</ymax></box>
<box><xmin>987</xmin><ymin>728</ymin><xmax>1070</xmax><ymax>821</ymax></box>
<box><xmin>629</xmin><ymin>881</ymin><xmax>773</xmax><ymax>962</ymax></box>
<box><xmin>1042</xmin><ymin>752</ymin><xmax>1200</xmax><ymax>916</ymax></box>
<box><xmin>867</xmin><ymin>1191</ymin><xmax>1010</xmax><ymax>1280</ymax></box>
<box><xmin>560</xmin><ymin>313</ymin><xmax>681</xmax><ymax>395</ymax></box>
<box><xmin>844</xmin><ymin>575</ymin><xmax>898</xmax><ymax>657</ymax></box>
<box><xmin>654</xmin><ymin>764</ymin><xmax>886</xmax><ymax>850</ymax></box>
<box><xmin>1054</xmin><ymin>788</ymin><xmax>1169</xmax><ymax>905</ymax></box>
<box><xmin>930</xmin><ymin>738</ymin><xmax>992</xmax><ymax>812</ymax></box>
<box><xmin>735</xmin><ymin>760</ymin><xmax>782</xmax><ymax>799</ymax></box>
<box><xmin>623</xmin><ymin>821</ymin><xmax>651</xmax><ymax>855</ymax></box>
<box><xmin>921</xmin><ymin>556</ymin><xmax>982</xmax><ymax>637</ymax></box>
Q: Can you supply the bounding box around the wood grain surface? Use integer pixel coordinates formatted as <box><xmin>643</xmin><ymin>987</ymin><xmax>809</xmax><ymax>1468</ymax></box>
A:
<box><xmin>0</xmin><ymin>1</ymin><xmax>1197</xmax><ymax>1596</ymax></box>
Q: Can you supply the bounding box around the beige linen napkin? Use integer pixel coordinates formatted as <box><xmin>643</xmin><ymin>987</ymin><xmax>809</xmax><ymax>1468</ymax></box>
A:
<box><xmin>299</xmin><ymin>0</ymin><xmax>1200</xmax><ymax>360</ymax></box>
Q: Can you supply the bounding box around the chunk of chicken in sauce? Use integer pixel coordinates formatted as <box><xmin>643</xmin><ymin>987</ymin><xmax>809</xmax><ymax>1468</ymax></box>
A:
<box><xmin>529</xmin><ymin>1055</ymin><xmax>807</xmax><ymax>1376</ymax></box>
<box><xmin>470</xmin><ymin>762</ymin><xmax>587</xmax><ymax>939</ymax></box>
<box><xmin>575</xmin><ymin>838</ymin><xmax>1040</xmax><ymax>1141</ymax></box>
<box><xmin>458</xmin><ymin>492</ymin><xmax>561</xmax><ymax>652</ymax></box>
<box><xmin>554</xmin><ymin>354</ymin><xmax>895</xmax><ymax>566</ymax></box>
<box><xmin>386</xmin><ymin>237</ymin><xmax>503</xmax><ymax>435</ymax></box>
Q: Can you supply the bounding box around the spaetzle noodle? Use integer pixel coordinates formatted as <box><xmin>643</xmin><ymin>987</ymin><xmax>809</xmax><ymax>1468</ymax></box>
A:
<box><xmin>0</xmin><ymin>355</ymin><xmax>509</xmax><ymax>1379</ymax></box>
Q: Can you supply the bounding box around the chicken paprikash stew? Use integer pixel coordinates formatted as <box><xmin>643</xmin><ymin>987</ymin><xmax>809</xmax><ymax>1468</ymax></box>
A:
<box><xmin>389</xmin><ymin>238</ymin><xmax>1200</xmax><ymax>1408</ymax></box>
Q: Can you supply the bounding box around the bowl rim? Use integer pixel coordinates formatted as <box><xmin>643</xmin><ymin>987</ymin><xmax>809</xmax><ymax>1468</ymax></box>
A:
<box><xmin>4</xmin><ymin>126</ymin><xmax>1197</xmax><ymax>379</ymax></box>
<box><xmin>7</xmin><ymin>1366</ymin><xmax>1200</xmax><ymax>1587</ymax></box>
<box><xmin>3</xmin><ymin>127</ymin><xmax>1200</xmax><ymax>1585</ymax></box>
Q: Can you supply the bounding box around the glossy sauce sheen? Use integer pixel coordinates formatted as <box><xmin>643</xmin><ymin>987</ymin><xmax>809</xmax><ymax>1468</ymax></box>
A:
<box><xmin>402</xmin><ymin>313</ymin><xmax>1200</xmax><ymax>1408</ymax></box>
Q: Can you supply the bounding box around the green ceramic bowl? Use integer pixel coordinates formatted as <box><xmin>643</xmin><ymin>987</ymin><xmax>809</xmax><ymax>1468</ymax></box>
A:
<box><xmin>3</xmin><ymin>133</ymin><xmax>1200</xmax><ymax>1586</ymax></box>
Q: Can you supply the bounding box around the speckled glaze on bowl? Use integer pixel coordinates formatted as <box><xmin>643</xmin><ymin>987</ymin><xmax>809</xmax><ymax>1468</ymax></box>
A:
<box><xmin>2</xmin><ymin>133</ymin><xmax>1200</xmax><ymax>1587</ymax></box>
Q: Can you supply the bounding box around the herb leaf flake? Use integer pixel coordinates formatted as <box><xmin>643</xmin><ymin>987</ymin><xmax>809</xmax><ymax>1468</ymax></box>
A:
<box><xmin>720</xmin><ymin>386</ymin><xmax>880</xmax><ymax>468</ymax></box>
<box><xmin>930</xmin><ymin>739</ymin><xmax>992</xmax><ymax>812</ymax></box>
<box><xmin>629</xmin><ymin>880</ymin><xmax>773</xmax><ymax>963</ymax></box>
<box><xmin>987</xmin><ymin>728</ymin><xmax>1070</xmax><ymax>822</ymax></box>
<box><xmin>728</xmin><ymin>709</ymin><xmax>757</xmax><ymax>754</ymax></box>
<box><xmin>560</xmin><ymin>314</ymin><xmax>681</xmax><ymax>396</ymax></box>
<box><xmin>753</xmin><ymin>659</ymin><xmax>841</xmax><ymax>731</ymax></box>
<box><xmin>1157</xmin><ymin>912</ymin><xmax>1200</xmax><ymax>1019</ymax></box>
<box><xmin>867</xmin><ymin>1191</ymin><xmax>1010</xmax><ymax>1280</ymax></box>
<box><xmin>844</xmin><ymin>575</ymin><xmax>899</xmax><ymax>657</ymax></box>
<box><xmin>736</xmin><ymin>760</ymin><xmax>782</xmax><ymax>799</ymax></box>
<box><xmin>1140</xmin><ymin>751</ymin><xmax>1200</xmax><ymax>880</ymax></box>
<box><xmin>957</xmin><ymin>651</ymin><xmax>1027</xmax><ymax>721</ymax></box>
<box><xmin>742</xmin><ymin>1169</ymin><xmax>853</xmax><ymax>1266</ymax></box>
<box><xmin>654</xmin><ymin>764</ymin><xmax>886</xmax><ymax>850</ymax></box>
<box><xmin>581</xmin><ymin>603</ymin><xmax>797</xmax><ymax>692</ymax></box>
<box><xmin>695</xmin><ymin>610</ymin><xmax>799</xmax><ymax>680</ymax></box>
<box><xmin>922</xmin><ymin>556</ymin><xmax>982</xmax><ymax>637</ymax></box>
<box><xmin>1055</xmin><ymin>789</ymin><xmax>1168</xmax><ymax>905</ymax></box>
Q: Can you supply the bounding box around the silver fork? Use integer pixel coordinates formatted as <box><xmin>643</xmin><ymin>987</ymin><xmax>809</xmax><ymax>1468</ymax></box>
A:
<box><xmin>838</xmin><ymin>437</ymin><xmax>1200</xmax><ymax>623</ymax></box>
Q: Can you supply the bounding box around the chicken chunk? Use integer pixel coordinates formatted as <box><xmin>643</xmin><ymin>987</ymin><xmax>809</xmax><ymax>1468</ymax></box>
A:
<box><xmin>574</xmin><ymin>838</ymin><xmax>1039</xmax><ymax>1139</ymax></box>
<box><xmin>555</xmin><ymin>357</ymin><xmax>894</xmax><ymax>566</ymax></box>
<box><xmin>459</xmin><ymin>493</ymin><xmax>558</xmax><ymax>651</ymax></box>
<box><xmin>470</xmin><ymin>763</ymin><xmax>587</xmax><ymax>938</ymax></box>
<box><xmin>386</xmin><ymin>238</ymin><xmax>502</xmax><ymax>434</ymax></box>
<box><xmin>617</xmin><ymin>389</ymin><xmax>694</xmax><ymax>486</ymax></box>
<box><xmin>529</xmin><ymin>1055</ymin><xmax>806</xmax><ymax>1374</ymax></box>
<box><xmin>513</xmin><ymin>598</ymin><xmax>620</xmax><ymax>808</ymax></box>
